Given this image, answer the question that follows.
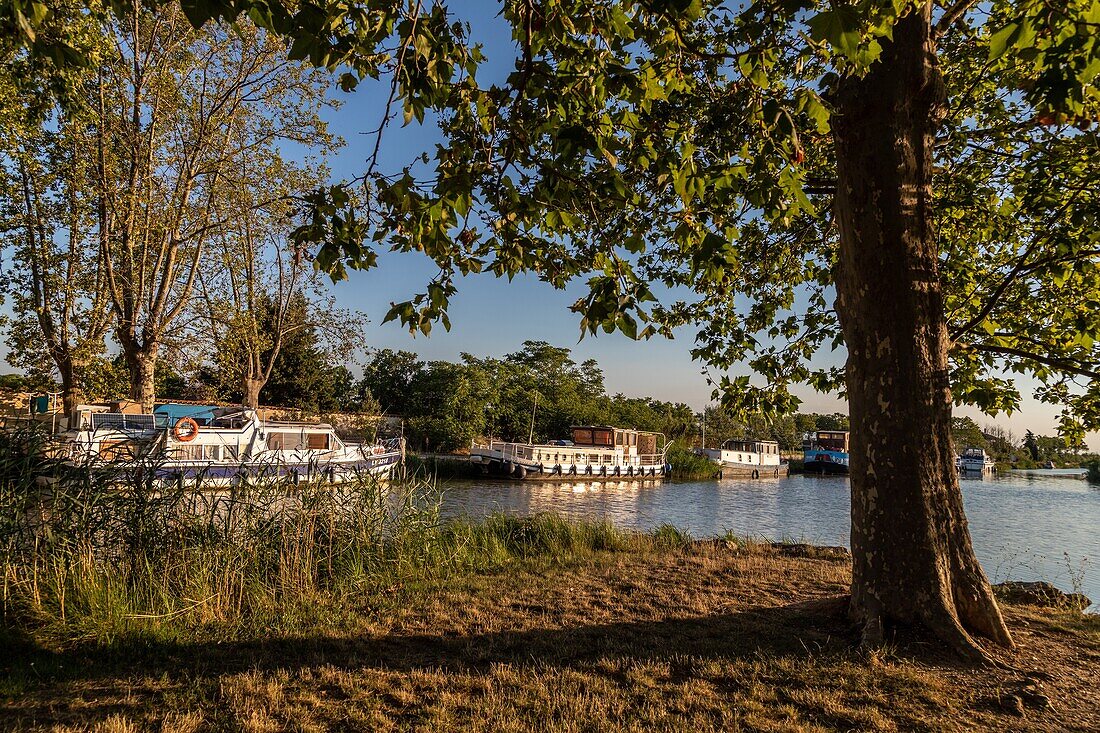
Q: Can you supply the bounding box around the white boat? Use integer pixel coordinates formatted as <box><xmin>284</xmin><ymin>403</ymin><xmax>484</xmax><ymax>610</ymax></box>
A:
<box><xmin>697</xmin><ymin>439</ymin><xmax>788</xmax><ymax>479</ymax></box>
<box><xmin>62</xmin><ymin>403</ymin><xmax>403</xmax><ymax>485</ymax></box>
<box><xmin>470</xmin><ymin>425</ymin><xmax>669</xmax><ymax>480</ymax></box>
<box><xmin>959</xmin><ymin>447</ymin><xmax>995</xmax><ymax>473</ymax></box>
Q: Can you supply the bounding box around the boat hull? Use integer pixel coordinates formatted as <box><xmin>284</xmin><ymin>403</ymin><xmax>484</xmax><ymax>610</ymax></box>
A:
<box><xmin>717</xmin><ymin>462</ymin><xmax>789</xmax><ymax>479</ymax></box>
<box><xmin>471</xmin><ymin>454</ymin><xmax>670</xmax><ymax>481</ymax></box>
<box><xmin>69</xmin><ymin>451</ymin><xmax>403</xmax><ymax>487</ymax></box>
<box><xmin>803</xmin><ymin>450</ymin><xmax>850</xmax><ymax>475</ymax></box>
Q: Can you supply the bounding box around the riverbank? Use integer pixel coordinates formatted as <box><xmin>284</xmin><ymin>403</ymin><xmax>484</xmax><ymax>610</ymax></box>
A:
<box><xmin>3</xmin><ymin>518</ymin><xmax>1097</xmax><ymax>732</ymax></box>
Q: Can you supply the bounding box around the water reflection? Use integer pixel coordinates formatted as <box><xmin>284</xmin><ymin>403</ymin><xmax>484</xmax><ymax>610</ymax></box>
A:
<box><xmin>440</xmin><ymin>473</ymin><xmax>1100</xmax><ymax>608</ymax></box>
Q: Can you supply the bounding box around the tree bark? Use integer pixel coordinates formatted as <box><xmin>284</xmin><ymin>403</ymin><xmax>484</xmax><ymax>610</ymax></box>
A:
<box><xmin>56</xmin><ymin>355</ymin><xmax>85</xmax><ymax>417</ymax></box>
<box><xmin>120</xmin><ymin>338</ymin><xmax>158</xmax><ymax>409</ymax></box>
<box><xmin>241</xmin><ymin>376</ymin><xmax>265</xmax><ymax>409</ymax></box>
<box><xmin>831</xmin><ymin>3</ymin><xmax>1013</xmax><ymax>660</ymax></box>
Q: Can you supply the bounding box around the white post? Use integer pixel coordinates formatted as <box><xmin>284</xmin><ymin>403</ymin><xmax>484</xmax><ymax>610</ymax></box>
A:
<box><xmin>528</xmin><ymin>392</ymin><xmax>538</xmax><ymax>445</ymax></box>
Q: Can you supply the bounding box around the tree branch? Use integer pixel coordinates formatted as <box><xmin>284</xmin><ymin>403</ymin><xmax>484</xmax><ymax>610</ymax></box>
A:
<box><xmin>935</xmin><ymin>0</ymin><xmax>979</xmax><ymax>35</ymax></box>
<box><xmin>968</xmin><ymin>342</ymin><xmax>1100</xmax><ymax>381</ymax></box>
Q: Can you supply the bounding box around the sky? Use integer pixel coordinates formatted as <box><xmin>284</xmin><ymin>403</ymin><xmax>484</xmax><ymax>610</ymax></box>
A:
<box><xmin>4</xmin><ymin>3</ymin><xmax>1095</xmax><ymax>449</ymax></box>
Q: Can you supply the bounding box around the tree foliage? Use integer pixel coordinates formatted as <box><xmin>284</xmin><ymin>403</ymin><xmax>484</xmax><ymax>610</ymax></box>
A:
<box><xmin>362</xmin><ymin>340</ymin><xmax>696</xmax><ymax>452</ymax></box>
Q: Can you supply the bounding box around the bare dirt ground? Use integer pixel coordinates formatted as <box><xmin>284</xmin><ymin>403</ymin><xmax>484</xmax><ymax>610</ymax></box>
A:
<box><xmin>2</xmin><ymin>544</ymin><xmax>1097</xmax><ymax>732</ymax></box>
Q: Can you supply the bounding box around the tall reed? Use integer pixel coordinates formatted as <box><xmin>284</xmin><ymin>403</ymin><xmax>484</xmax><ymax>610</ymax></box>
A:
<box><xmin>0</xmin><ymin>424</ymin><xmax>451</xmax><ymax>643</ymax></box>
<box><xmin>0</xmin><ymin>425</ymin><xmax>642</xmax><ymax>646</ymax></box>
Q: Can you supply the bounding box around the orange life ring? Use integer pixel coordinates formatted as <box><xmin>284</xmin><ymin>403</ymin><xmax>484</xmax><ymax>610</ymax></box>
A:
<box><xmin>173</xmin><ymin>417</ymin><xmax>200</xmax><ymax>442</ymax></box>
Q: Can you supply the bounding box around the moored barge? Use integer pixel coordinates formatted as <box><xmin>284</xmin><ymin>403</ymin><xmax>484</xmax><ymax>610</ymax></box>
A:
<box><xmin>470</xmin><ymin>425</ymin><xmax>670</xmax><ymax>480</ymax></box>
<box><xmin>803</xmin><ymin>430</ymin><xmax>850</xmax><ymax>475</ymax></box>
<box><xmin>698</xmin><ymin>439</ymin><xmax>788</xmax><ymax>479</ymax></box>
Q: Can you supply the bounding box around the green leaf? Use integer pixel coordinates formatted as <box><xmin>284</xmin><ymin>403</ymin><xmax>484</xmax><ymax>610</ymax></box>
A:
<box><xmin>987</xmin><ymin>23</ymin><xmax>1019</xmax><ymax>61</ymax></box>
<box><xmin>807</xmin><ymin>7</ymin><xmax>862</xmax><ymax>58</ymax></box>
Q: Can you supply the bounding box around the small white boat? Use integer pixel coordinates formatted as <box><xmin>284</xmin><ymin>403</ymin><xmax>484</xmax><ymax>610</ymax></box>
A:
<box><xmin>959</xmin><ymin>447</ymin><xmax>995</xmax><ymax>474</ymax></box>
<box><xmin>697</xmin><ymin>439</ymin><xmax>787</xmax><ymax>479</ymax></box>
<box><xmin>470</xmin><ymin>425</ymin><xmax>669</xmax><ymax>480</ymax></box>
<box><xmin>62</xmin><ymin>403</ymin><xmax>403</xmax><ymax>485</ymax></box>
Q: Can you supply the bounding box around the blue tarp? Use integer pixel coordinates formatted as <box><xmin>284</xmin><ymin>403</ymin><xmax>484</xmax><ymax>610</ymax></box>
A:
<box><xmin>153</xmin><ymin>403</ymin><xmax>218</xmax><ymax>426</ymax></box>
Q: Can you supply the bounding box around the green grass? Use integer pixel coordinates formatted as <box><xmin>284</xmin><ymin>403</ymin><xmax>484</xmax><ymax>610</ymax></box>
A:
<box><xmin>404</xmin><ymin>452</ymin><xmax>482</xmax><ymax>480</ymax></box>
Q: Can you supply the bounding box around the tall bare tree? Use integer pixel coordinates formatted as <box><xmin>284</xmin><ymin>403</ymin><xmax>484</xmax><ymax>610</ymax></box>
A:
<box><xmin>194</xmin><ymin>182</ymin><xmax>362</xmax><ymax>409</ymax></box>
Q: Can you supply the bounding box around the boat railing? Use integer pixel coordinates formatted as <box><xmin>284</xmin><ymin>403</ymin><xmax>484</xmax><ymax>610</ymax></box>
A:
<box><xmin>376</xmin><ymin>437</ymin><xmax>404</xmax><ymax>453</ymax></box>
<box><xmin>473</xmin><ymin>440</ymin><xmax>667</xmax><ymax>467</ymax></box>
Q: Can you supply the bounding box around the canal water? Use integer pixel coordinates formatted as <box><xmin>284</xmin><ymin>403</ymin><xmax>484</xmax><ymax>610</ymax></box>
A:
<box><xmin>439</xmin><ymin>471</ymin><xmax>1100</xmax><ymax>608</ymax></box>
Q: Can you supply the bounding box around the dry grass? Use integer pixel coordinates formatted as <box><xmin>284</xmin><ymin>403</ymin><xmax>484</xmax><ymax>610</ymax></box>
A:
<box><xmin>2</xmin><ymin>542</ymin><xmax>1097</xmax><ymax>733</ymax></box>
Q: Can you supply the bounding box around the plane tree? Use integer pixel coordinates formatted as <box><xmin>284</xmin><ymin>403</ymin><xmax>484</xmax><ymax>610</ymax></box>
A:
<box><xmin>0</xmin><ymin>10</ymin><xmax>113</xmax><ymax>413</ymax></box>
<box><xmin>8</xmin><ymin>0</ymin><xmax>1100</xmax><ymax>660</ymax></box>
<box><xmin>3</xmin><ymin>2</ymin><xmax>336</xmax><ymax>408</ymax></box>
<box><xmin>345</xmin><ymin>0</ymin><xmax>1098</xmax><ymax>661</ymax></box>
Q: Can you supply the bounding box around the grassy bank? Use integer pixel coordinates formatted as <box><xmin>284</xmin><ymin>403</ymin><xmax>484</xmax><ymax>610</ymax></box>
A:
<box><xmin>1</xmin><ymin>488</ymin><xmax>649</xmax><ymax>648</ymax></box>
<box><xmin>3</xmin><ymin>431</ymin><xmax>1099</xmax><ymax>731</ymax></box>
<box><xmin>3</xmin><ymin>525</ymin><xmax>1098</xmax><ymax>732</ymax></box>
<box><xmin>404</xmin><ymin>452</ymin><xmax>481</xmax><ymax>480</ymax></box>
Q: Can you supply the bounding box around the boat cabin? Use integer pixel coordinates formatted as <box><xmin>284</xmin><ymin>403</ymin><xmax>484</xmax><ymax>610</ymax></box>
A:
<box><xmin>69</xmin><ymin>403</ymin><xmax>347</xmax><ymax>464</ymax></box>
<box><xmin>570</xmin><ymin>426</ymin><xmax>660</xmax><ymax>457</ymax></box>
<box><xmin>699</xmin><ymin>438</ymin><xmax>782</xmax><ymax>470</ymax></box>
<box><xmin>469</xmin><ymin>425</ymin><xmax>668</xmax><ymax>480</ymax></box>
<box><xmin>721</xmin><ymin>439</ymin><xmax>780</xmax><ymax>456</ymax></box>
<box><xmin>815</xmin><ymin>431</ymin><xmax>850</xmax><ymax>453</ymax></box>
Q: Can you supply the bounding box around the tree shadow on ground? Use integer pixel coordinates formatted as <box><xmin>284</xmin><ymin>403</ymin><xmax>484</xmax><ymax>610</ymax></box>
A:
<box><xmin>4</xmin><ymin>599</ymin><xmax>861</xmax><ymax>688</ymax></box>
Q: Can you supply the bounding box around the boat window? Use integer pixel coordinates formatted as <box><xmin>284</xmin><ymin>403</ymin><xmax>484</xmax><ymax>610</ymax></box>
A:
<box><xmin>225</xmin><ymin>446</ymin><xmax>239</xmax><ymax>462</ymax></box>
<box><xmin>593</xmin><ymin>430</ymin><xmax>613</xmax><ymax>446</ymax></box>
<box><xmin>172</xmin><ymin>445</ymin><xmax>203</xmax><ymax>461</ymax></box>
<box><xmin>817</xmin><ymin>432</ymin><xmax>848</xmax><ymax>452</ymax></box>
<box><xmin>306</xmin><ymin>432</ymin><xmax>330</xmax><ymax>450</ymax></box>
<box><xmin>268</xmin><ymin>432</ymin><xmax>305</xmax><ymax>450</ymax></box>
<box><xmin>205</xmin><ymin>445</ymin><xmax>221</xmax><ymax>461</ymax></box>
<box><xmin>572</xmin><ymin>428</ymin><xmax>592</xmax><ymax>445</ymax></box>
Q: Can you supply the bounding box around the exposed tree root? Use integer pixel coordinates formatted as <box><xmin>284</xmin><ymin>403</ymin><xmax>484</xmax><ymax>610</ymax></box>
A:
<box><xmin>856</xmin><ymin>594</ymin><xmax>885</xmax><ymax>651</ymax></box>
<box><xmin>953</xmin><ymin>575</ymin><xmax>1015</xmax><ymax>649</ymax></box>
<box><xmin>920</xmin><ymin>604</ymin><xmax>999</xmax><ymax>665</ymax></box>
<box><xmin>850</xmin><ymin>594</ymin><xmax>1016</xmax><ymax>668</ymax></box>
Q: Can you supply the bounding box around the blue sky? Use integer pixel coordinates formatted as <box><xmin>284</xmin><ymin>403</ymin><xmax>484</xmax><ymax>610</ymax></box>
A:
<box><xmin>311</xmin><ymin>4</ymin><xmax>1097</xmax><ymax>448</ymax></box>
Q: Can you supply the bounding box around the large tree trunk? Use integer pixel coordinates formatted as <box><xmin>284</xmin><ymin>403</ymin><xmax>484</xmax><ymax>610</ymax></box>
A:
<box><xmin>831</xmin><ymin>3</ymin><xmax>1012</xmax><ymax>661</ymax></box>
<box><xmin>55</xmin><ymin>354</ymin><xmax>85</xmax><ymax>417</ymax></box>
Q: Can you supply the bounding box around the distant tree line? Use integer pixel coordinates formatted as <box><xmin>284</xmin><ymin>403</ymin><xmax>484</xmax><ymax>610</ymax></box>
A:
<box><xmin>358</xmin><ymin>340</ymin><xmax>854</xmax><ymax>453</ymax></box>
<box><xmin>950</xmin><ymin>417</ymin><xmax>1093</xmax><ymax>468</ymax></box>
